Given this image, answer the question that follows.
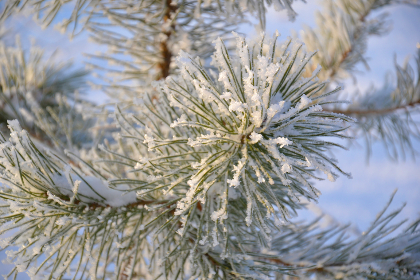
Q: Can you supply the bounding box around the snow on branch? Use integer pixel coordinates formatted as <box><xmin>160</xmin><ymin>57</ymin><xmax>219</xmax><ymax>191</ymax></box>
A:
<box><xmin>0</xmin><ymin>120</ymin><xmax>154</xmax><ymax>279</ymax></box>
<box><xmin>0</xmin><ymin>119</ymin><xmax>137</xmax><ymax>207</ymax></box>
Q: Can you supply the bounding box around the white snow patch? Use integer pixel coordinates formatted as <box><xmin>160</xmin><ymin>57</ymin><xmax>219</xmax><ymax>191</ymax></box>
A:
<box><xmin>249</xmin><ymin>132</ymin><xmax>263</xmax><ymax>144</ymax></box>
<box><xmin>51</xmin><ymin>174</ymin><xmax>137</xmax><ymax>207</ymax></box>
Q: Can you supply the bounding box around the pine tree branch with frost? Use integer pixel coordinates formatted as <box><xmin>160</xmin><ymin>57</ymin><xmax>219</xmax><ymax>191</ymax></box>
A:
<box><xmin>0</xmin><ymin>0</ymin><xmax>418</xmax><ymax>278</ymax></box>
<box><xmin>260</xmin><ymin>190</ymin><xmax>420</xmax><ymax>279</ymax></box>
<box><xmin>326</xmin><ymin>50</ymin><xmax>420</xmax><ymax>160</ymax></box>
<box><xmin>300</xmin><ymin>0</ymin><xmax>419</xmax><ymax>82</ymax></box>
<box><xmin>84</xmin><ymin>0</ymin><xmax>242</xmax><ymax>90</ymax></box>
<box><xmin>156</xmin><ymin>32</ymin><xmax>354</xmax><ymax>221</ymax></box>
<box><xmin>0</xmin><ymin>0</ymin><xmax>303</xmax><ymax>34</ymax></box>
<box><xmin>0</xmin><ymin>37</ymin><xmax>88</xmax><ymax>135</ymax></box>
<box><xmin>0</xmin><ymin>120</ymin><xmax>144</xmax><ymax>279</ymax></box>
<box><xmin>298</xmin><ymin>0</ymin><xmax>420</xmax><ymax>159</ymax></box>
<box><xmin>0</xmin><ymin>0</ymin><xmax>304</xmax><ymax>99</ymax></box>
<box><xmin>301</xmin><ymin>0</ymin><xmax>385</xmax><ymax>81</ymax></box>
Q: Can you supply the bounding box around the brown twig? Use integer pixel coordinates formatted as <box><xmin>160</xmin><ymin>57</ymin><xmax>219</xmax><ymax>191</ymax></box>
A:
<box><xmin>324</xmin><ymin>99</ymin><xmax>420</xmax><ymax>117</ymax></box>
<box><xmin>156</xmin><ymin>0</ymin><xmax>177</xmax><ymax>81</ymax></box>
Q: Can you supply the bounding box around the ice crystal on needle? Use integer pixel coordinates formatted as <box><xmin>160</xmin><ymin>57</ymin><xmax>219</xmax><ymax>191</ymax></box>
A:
<box><xmin>148</xmin><ymin>32</ymin><xmax>354</xmax><ymax>232</ymax></box>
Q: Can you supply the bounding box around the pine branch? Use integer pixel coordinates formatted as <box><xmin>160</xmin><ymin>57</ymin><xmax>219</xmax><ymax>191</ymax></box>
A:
<box><xmin>326</xmin><ymin>49</ymin><xmax>420</xmax><ymax>160</ymax></box>
<box><xmin>0</xmin><ymin>37</ymin><xmax>88</xmax><ymax>138</ymax></box>
<box><xmin>0</xmin><ymin>0</ymin><xmax>303</xmax><ymax>34</ymax></box>
<box><xmin>327</xmin><ymin>3</ymin><xmax>372</xmax><ymax>80</ymax></box>
<box><xmin>325</xmin><ymin>99</ymin><xmax>420</xmax><ymax>116</ymax></box>
<box><xmin>156</xmin><ymin>0</ymin><xmax>177</xmax><ymax>80</ymax></box>
<box><xmin>299</xmin><ymin>0</ymin><xmax>420</xmax><ymax>160</ymax></box>
<box><xmin>301</xmin><ymin>0</ymin><xmax>419</xmax><ymax>82</ymax></box>
<box><xmin>264</xmin><ymin>190</ymin><xmax>420</xmax><ymax>279</ymax></box>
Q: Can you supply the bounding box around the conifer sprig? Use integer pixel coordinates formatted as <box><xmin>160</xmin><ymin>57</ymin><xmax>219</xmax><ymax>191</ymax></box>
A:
<box><xmin>0</xmin><ymin>38</ymin><xmax>87</xmax><ymax>134</ymax></box>
<box><xmin>327</xmin><ymin>50</ymin><xmax>420</xmax><ymax>160</ymax></box>
<box><xmin>299</xmin><ymin>0</ymin><xmax>420</xmax><ymax>159</ymax></box>
<box><xmin>145</xmin><ymin>33</ymin><xmax>354</xmax><ymax>226</ymax></box>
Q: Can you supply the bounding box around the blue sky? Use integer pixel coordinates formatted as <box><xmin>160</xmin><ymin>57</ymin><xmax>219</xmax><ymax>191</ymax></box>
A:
<box><xmin>1</xmin><ymin>1</ymin><xmax>420</xmax><ymax>278</ymax></box>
